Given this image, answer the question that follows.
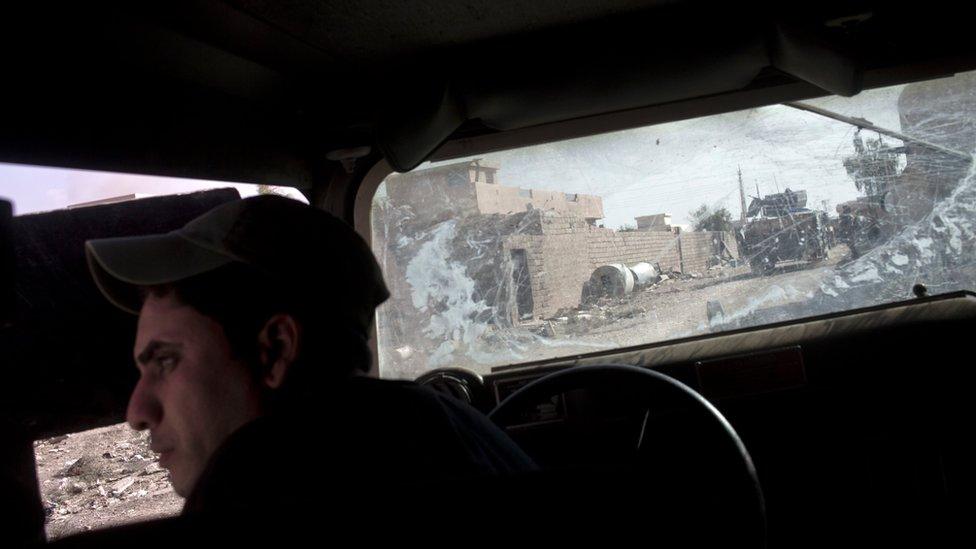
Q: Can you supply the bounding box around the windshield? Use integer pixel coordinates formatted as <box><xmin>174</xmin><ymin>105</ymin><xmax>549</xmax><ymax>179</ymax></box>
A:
<box><xmin>372</xmin><ymin>71</ymin><xmax>976</xmax><ymax>380</ymax></box>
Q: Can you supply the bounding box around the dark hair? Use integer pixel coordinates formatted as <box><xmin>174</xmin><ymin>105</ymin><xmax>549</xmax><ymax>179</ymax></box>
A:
<box><xmin>142</xmin><ymin>262</ymin><xmax>372</xmax><ymax>402</ymax></box>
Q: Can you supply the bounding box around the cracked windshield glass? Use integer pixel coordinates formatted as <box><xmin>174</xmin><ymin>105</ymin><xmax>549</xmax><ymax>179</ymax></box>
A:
<box><xmin>372</xmin><ymin>71</ymin><xmax>976</xmax><ymax>379</ymax></box>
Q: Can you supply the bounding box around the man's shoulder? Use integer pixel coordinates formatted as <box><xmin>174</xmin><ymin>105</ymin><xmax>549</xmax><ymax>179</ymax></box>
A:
<box><xmin>184</xmin><ymin>375</ymin><xmax>536</xmax><ymax>514</ymax></box>
<box><xmin>340</xmin><ymin>375</ymin><xmax>500</xmax><ymax>415</ymax></box>
<box><xmin>335</xmin><ymin>376</ymin><xmax>489</xmax><ymax>432</ymax></box>
<box><xmin>306</xmin><ymin>376</ymin><xmax>536</xmax><ymax>474</ymax></box>
<box><xmin>336</xmin><ymin>376</ymin><xmax>450</xmax><ymax>408</ymax></box>
<box><xmin>340</xmin><ymin>377</ymin><xmax>537</xmax><ymax>474</ymax></box>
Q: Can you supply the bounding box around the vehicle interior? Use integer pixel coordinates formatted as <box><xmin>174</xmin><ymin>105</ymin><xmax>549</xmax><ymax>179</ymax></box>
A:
<box><xmin>2</xmin><ymin>1</ymin><xmax>974</xmax><ymax>547</ymax></box>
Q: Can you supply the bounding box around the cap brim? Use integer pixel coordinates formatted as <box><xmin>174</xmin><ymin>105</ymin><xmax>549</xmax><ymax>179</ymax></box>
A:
<box><xmin>86</xmin><ymin>232</ymin><xmax>233</xmax><ymax>314</ymax></box>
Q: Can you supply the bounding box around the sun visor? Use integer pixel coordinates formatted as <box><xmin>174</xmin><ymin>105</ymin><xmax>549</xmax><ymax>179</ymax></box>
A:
<box><xmin>376</xmin><ymin>81</ymin><xmax>466</xmax><ymax>172</ymax></box>
<box><xmin>462</xmin><ymin>33</ymin><xmax>769</xmax><ymax>131</ymax></box>
<box><xmin>375</xmin><ymin>19</ymin><xmax>770</xmax><ymax>171</ymax></box>
<box><xmin>374</xmin><ymin>16</ymin><xmax>862</xmax><ymax>172</ymax></box>
<box><xmin>768</xmin><ymin>23</ymin><xmax>863</xmax><ymax>97</ymax></box>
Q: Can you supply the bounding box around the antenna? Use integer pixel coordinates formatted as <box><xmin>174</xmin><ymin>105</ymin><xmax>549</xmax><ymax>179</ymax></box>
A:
<box><xmin>738</xmin><ymin>166</ymin><xmax>747</xmax><ymax>222</ymax></box>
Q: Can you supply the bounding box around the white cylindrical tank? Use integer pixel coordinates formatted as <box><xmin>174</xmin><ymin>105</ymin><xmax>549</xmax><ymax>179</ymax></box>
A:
<box><xmin>629</xmin><ymin>262</ymin><xmax>660</xmax><ymax>287</ymax></box>
<box><xmin>587</xmin><ymin>263</ymin><xmax>635</xmax><ymax>298</ymax></box>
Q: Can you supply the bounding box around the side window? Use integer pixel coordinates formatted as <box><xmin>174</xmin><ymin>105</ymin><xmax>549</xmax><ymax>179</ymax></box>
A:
<box><xmin>34</xmin><ymin>425</ymin><xmax>181</xmax><ymax>540</ymax></box>
<box><xmin>0</xmin><ymin>162</ymin><xmax>304</xmax><ymax>539</ymax></box>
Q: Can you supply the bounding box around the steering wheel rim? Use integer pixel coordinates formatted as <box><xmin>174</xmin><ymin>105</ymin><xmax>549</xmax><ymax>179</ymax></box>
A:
<box><xmin>489</xmin><ymin>363</ymin><xmax>766</xmax><ymax>546</ymax></box>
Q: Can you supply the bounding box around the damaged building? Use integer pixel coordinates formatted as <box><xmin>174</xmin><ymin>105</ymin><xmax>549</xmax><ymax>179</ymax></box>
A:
<box><xmin>372</xmin><ymin>159</ymin><xmax>738</xmax><ymax>372</ymax></box>
<box><xmin>384</xmin><ymin>159</ymin><xmax>604</xmax><ymax>225</ymax></box>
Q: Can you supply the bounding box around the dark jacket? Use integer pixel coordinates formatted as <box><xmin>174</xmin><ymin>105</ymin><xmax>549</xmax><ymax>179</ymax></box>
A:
<box><xmin>182</xmin><ymin>376</ymin><xmax>536</xmax><ymax>516</ymax></box>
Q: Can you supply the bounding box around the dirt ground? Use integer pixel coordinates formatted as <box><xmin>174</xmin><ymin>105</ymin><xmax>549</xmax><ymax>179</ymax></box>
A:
<box><xmin>34</xmin><ymin>423</ymin><xmax>182</xmax><ymax>540</ymax></box>
<box><xmin>480</xmin><ymin>244</ymin><xmax>855</xmax><ymax>370</ymax></box>
<box><xmin>576</xmin><ymin>245</ymin><xmax>849</xmax><ymax>344</ymax></box>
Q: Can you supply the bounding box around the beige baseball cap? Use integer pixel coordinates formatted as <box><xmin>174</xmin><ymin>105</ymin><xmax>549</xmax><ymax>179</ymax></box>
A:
<box><xmin>85</xmin><ymin>195</ymin><xmax>389</xmax><ymax>334</ymax></box>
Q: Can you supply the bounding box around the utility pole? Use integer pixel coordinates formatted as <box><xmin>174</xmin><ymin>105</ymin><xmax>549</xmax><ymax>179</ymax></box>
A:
<box><xmin>738</xmin><ymin>166</ymin><xmax>747</xmax><ymax>222</ymax></box>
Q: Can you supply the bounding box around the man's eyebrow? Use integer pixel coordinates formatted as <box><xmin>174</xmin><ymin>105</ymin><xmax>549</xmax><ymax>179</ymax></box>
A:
<box><xmin>136</xmin><ymin>340</ymin><xmax>182</xmax><ymax>366</ymax></box>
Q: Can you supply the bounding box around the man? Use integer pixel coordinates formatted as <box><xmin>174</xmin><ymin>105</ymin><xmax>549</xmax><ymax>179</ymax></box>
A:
<box><xmin>85</xmin><ymin>195</ymin><xmax>534</xmax><ymax>515</ymax></box>
<box><xmin>839</xmin><ymin>205</ymin><xmax>860</xmax><ymax>259</ymax></box>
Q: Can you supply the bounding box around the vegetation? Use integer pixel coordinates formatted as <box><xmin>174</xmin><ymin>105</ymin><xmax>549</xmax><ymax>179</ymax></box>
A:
<box><xmin>690</xmin><ymin>204</ymin><xmax>733</xmax><ymax>232</ymax></box>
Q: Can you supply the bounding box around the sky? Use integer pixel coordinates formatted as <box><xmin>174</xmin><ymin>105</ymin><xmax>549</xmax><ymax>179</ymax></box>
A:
<box><xmin>418</xmin><ymin>79</ymin><xmax>913</xmax><ymax>229</ymax></box>
<box><xmin>0</xmin><ymin>163</ymin><xmax>306</xmax><ymax>216</ymax></box>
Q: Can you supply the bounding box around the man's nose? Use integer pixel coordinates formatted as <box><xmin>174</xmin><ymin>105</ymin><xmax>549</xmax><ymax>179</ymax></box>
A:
<box><xmin>126</xmin><ymin>376</ymin><xmax>162</xmax><ymax>431</ymax></box>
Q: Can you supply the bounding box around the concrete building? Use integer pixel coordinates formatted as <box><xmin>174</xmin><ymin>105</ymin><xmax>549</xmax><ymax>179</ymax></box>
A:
<box><xmin>634</xmin><ymin>213</ymin><xmax>673</xmax><ymax>232</ymax></box>
<box><xmin>385</xmin><ymin>159</ymin><xmax>604</xmax><ymax>224</ymax></box>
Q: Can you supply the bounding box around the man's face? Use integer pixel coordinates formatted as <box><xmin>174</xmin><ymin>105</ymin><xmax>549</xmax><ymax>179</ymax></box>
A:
<box><xmin>128</xmin><ymin>292</ymin><xmax>265</xmax><ymax>496</ymax></box>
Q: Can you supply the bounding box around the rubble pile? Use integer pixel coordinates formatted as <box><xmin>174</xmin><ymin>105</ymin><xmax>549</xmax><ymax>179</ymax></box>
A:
<box><xmin>34</xmin><ymin>424</ymin><xmax>181</xmax><ymax>538</ymax></box>
<box><xmin>545</xmin><ymin>264</ymin><xmax>730</xmax><ymax>336</ymax></box>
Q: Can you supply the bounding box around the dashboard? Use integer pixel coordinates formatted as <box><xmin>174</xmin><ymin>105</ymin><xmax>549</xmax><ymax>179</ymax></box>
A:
<box><xmin>415</xmin><ymin>291</ymin><xmax>976</xmax><ymax>481</ymax></box>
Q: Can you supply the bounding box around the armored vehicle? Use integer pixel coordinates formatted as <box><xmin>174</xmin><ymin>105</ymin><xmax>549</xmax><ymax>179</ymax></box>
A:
<box><xmin>735</xmin><ymin>189</ymin><xmax>831</xmax><ymax>274</ymax></box>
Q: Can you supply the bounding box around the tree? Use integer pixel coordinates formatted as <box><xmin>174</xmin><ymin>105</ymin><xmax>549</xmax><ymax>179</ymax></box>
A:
<box><xmin>690</xmin><ymin>204</ymin><xmax>733</xmax><ymax>232</ymax></box>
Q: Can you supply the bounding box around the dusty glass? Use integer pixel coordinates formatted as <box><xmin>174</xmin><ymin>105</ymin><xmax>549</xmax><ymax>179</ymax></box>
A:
<box><xmin>372</xmin><ymin>71</ymin><xmax>976</xmax><ymax>379</ymax></box>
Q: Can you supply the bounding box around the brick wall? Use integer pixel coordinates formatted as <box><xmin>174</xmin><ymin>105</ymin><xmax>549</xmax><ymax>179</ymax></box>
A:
<box><xmin>503</xmin><ymin>215</ymin><xmax>737</xmax><ymax>318</ymax></box>
<box><xmin>586</xmin><ymin>229</ymin><xmax>682</xmax><ymax>272</ymax></box>
<box><xmin>676</xmin><ymin>231</ymin><xmax>740</xmax><ymax>273</ymax></box>
<box><xmin>504</xmin><ymin>232</ymin><xmax>589</xmax><ymax>320</ymax></box>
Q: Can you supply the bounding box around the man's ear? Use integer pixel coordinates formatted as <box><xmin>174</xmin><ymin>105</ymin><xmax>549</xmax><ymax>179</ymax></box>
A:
<box><xmin>257</xmin><ymin>314</ymin><xmax>301</xmax><ymax>390</ymax></box>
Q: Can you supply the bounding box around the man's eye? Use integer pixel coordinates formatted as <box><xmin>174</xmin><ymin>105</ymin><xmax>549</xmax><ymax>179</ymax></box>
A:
<box><xmin>157</xmin><ymin>356</ymin><xmax>178</xmax><ymax>371</ymax></box>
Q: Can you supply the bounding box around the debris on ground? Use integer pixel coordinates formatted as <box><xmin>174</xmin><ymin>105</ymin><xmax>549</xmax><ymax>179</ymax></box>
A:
<box><xmin>34</xmin><ymin>423</ymin><xmax>183</xmax><ymax>540</ymax></box>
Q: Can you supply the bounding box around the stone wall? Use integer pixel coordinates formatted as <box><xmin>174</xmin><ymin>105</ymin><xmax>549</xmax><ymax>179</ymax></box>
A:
<box><xmin>503</xmin><ymin>214</ymin><xmax>738</xmax><ymax>318</ymax></box>
<box><xmin>505</xmin><ymin>232</ymin><xmax>590</xmax><ymax>320</ymax></box>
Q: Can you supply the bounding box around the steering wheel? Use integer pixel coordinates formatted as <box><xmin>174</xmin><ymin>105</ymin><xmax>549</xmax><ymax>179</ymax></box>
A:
<box><xmin>489</xmin><ymin>364</ymin><xmax>766</xmax><ymax>546</ymax></box>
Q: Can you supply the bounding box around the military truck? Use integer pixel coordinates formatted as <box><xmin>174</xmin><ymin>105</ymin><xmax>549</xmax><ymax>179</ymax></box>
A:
<box><xmin>735</xmin><ymin>189</ymin><xmax>831</xmax><ymax>275</ymax></box>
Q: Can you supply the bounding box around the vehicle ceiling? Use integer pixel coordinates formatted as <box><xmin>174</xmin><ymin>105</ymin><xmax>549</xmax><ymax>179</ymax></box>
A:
<box><xmin>4</xmin><ymin>6</ymin><xmax>975</xmax><ymax>541</ymax></box>
<box><xmin>2</xmin><ymin>1</ymin><xmax>975</xmax><ymax>196</ymax></box>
